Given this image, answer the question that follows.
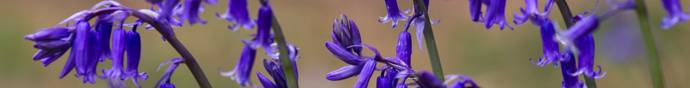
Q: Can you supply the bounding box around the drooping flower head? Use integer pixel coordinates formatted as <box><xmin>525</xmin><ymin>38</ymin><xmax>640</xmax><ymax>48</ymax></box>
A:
<box><xmin>468</xmin><ymin>0</ymin><xmax>513</xmax><ymax>29</ymax></box>
<box><xmin>660</xmin><ymin>0</ymin><xmax>690</xmax><ymax>29</ymax></box>
<box><xmin>379</xmin><ymin>0</ymin><xmax>407</xmax><ymax>28</ymax></box>
<box><xmin>219</xmin><ymin>0</ymin><xmax>256</xmax><ymax>30</ymax></box>
<box><xmin>156</xmin><ymin>58</ymin><xmax>184</xmax><ymax>88</ymax></box>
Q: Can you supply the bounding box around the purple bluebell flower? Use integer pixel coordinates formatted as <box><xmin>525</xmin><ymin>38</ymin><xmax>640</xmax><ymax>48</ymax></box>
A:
<box><xmin>376</xmin><ymin>68</ymin><xmax>399</xmax><ymax>88</ymax></box>
<box><xmin>415</xmin><ymin>71</ymin><xmax>445</xmax><ymax>88</ymax></box>
<box><xmin>180</xmin><ymin>0</ymin><xmax>206</xmax><ymax>25</ymax></box>
<box><xmin>73</xmin><ymin>21</ymin><xmax>99</xmax><ymax>83</ymax></box>
<box><xmin>325</xmin><ymin>42</ymin><xmax>364</xmax><ymax>65</ymax></box>
<box><xmin>332</xmin><ymin>15</ymin><xmax>363</xmax><ymax>55</ymax></box>
<box><xmin>661</xmin><ymin>0</ymin><xmax>690</xmax><ymax>29</ymax></box>
<box><xmin>326</xmin><ymin>65</ymin><xmax>362</xmax><ymax>81</ymax></box>
<box><xmin>179</xmin><ymin>0</ymin><xmax>217</xmax><ymax>25</ymax></box>
<box><xmin>379</xmin><ymin>0</ymin><xmax>407</xmax><ymax>28</ymax></box>
<box><xmin>102</xmin><ymin>28</ymin><xmax>127</xmax><ymax>87</ymax></box>
<box><xmin>95</xmin><ymin>16</ymin><xmax>114</xmax><ymax>60</ymax></box>
<box><xmin>396</xmin><ymin>31</ymin><xmax>412</xmax><ymax>66</ymax></box>
<box><xmin>221</xmin><ymin>45</ymin><xmax>257</xmax><ymax>86</ymax></box>
<box><xmin>219</xmin><ymin>0</ymin><xmax>255</xmax><ymax>30</ymax></box>
<box><xmin>513</xmin><ymin>0</ymin><xmax>554</xmax><ymax>25</ymax></box>
<box><xmin>260</xmin><ymin>59</ymin><xmax>287</xmax><ymax>88</ymax></box>
<box><xmin>483</xmin><ymin>0</ymin><xmax>511</xmax><ymax>29</ymax></box>
<box><xmin>156</xmin><ymin>58</ymin><xmax>184</xmax><ymax>88</ymax></box>
<box><xmin>560</xmin><ymin>52</ymin><xmax>583</xmax><ymax>88</ymax></box>
<box><xmin>354</xmin><ymin>59</ymin><xmax>377</xmax><ymax>88</ymax></box>
<box><xmin>573</xmin><ymin>34</ymin><xmax>605</xmax><ymax>79</ymax></box>
<box><xmin>252</xmin><ymin>3</ymin><xmax>274</xmax><ymax>49</ymax></box>
<box><xmin>532</xmin><ymin>20</ymin><xmax>561</xmax><ymax>67</ymax></box>
<box><xmin>256</xmin><ymin>41</ymin><xmax>300</xmax><ymax>88</ymax></box>
<box><xmin>26</xmin><ymin>27</ymin><xmax>71</xmax><ymax>67</ymax></box>
<box><xmin>468</xmin><ymin>0</ymin><xmax>512</xmax><ymax>29</ymax></box>
<box><xmin>257</xmin><ymin>73</ymin><xmax>277</xmax><ymax>88</ymax></box>
<box><xmin>156</xmin><ymin>0</ymin><xmax>182</xmax><ymax>26</ymax></box>
<box><xmin>448</xmin><ymin>75</ymin><xmax>479</xmax><ymax>88</ymax></box>
<box><xmin>125</xmin><ymin>24</ymin><xmax>148</xmax><ymax>87</ymax></box>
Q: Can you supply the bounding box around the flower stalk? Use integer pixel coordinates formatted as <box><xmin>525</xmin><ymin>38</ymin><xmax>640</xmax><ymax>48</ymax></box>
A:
<box><xmin>633</xmin><ymin>0</ymin><xmax>665</xmax><ymax>88</ymax></box>
<box><xmin>130</xmin><ymin>8</ymin><xmax>213</xmax><ymax>88</ymax></box>
<box><xmin>413</xmin><ymin>0</ymin><xmax>444</xmax><ymax>80</ymax></box>
<box><xmin>553</xmin><ymin>0</ymin><xmax>597</xmax><ymax>88</ymax></box>
<box><xmin>258</xmin><ymin>0</ymin><xmax>299</xmax><ymax>87</ymax></box>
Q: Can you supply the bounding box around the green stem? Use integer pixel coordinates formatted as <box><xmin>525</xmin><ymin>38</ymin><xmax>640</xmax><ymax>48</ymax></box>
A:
<box><xmin>633</xmin><ymin>0</ymin><xmax>665</xmax><ymax>88</ymax></box>
<box><xmin>260</xmin><ymin>0</ymin><xmax>299</xmax><ymax>87</ymax></box>
<box><xmin>554</xmin><ymin>0</ymin><xmax>597</xmax><ymax>88</ymax></box>
<box><xmin>413</xmin><ymin>0</ymin><xmax>444</xmax><ymax>80</ymax></box>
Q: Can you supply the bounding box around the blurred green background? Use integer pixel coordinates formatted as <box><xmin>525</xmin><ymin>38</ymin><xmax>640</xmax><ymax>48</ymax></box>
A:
<box><xmin>1</xmin><ymin>0</ymin><xmax>689</xmax><ymax>88</ymax></box>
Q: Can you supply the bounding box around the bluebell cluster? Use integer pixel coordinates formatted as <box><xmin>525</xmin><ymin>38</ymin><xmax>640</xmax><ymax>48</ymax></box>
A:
<box><xmin>22</xmin><ymin>0</ymin><xmax>688</xmax><ymax>88</ymax></box>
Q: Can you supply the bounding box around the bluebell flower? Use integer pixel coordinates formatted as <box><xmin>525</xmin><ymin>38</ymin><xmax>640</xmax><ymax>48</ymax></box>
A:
<box><xmin>396</xmin><ymin>31</ymin><xmax>412</xmax><ymax>66</ymax></box>
<box><xmin>252</xmin><ymin>3</ymin><xmax>275</xmax><ymax>50</ymax></box>
<box><xmin>447</xmin><ymin>75</ymin><xmax>479</xmax><ymax>88</ymax></box>
<box><xmin>468</xmin><ymin>0</ymin><xmax>512</xmax><ymax>29</ymax></box>
<box><xmin>125</xmin><ymin>23</ymin><xmax>148</xmax><ymax>87</ymax></box>
<box><xmin>513</xmin><ymin>0</ymin><xmax>554</xmax><ymax>25</ymax></box>
<box><xmin>532</xmin><ymin>20</ymin><xmax>561</xmax><ymax>67</ymax></box>
<box><xmin>376</xmin><ymin>68</ymin><xmax>399</xmax><ymax>88</ymax></box>
<box><xmin>73</xmin><ymin>20</ymin><xmax>100</xmax><ymax>83</ymax></box>
<box><xmin>560</xmin><ymin>51</ymin><xmax>584</xmax><ymax>88</ymax></box>
<box><xmin>332</xmin><ymin>15</ymin><xmax>363</xmax><ymax>55</ymax></box>
<box><xmin>353</xmin><ymin>59</ymin><xmax>377</xmax><ymax>88</ymax></box>
<box><xmin>414</xmin><ymin>71</ymin><xmax>445</xmax><ymax>88</ymax></box>
<box><xmin>179</xmin><ymin>0</ymin><xmax>216</xmax><ymax>25</ymax></box>
<box><xmin>95</xmin><ymin>15</ymin><xmax>114</xmax><ymax>60</ymax></box>
<box><xmin>219</xmin><ymin>0</ymin><xmax>256</xmax><ymax>30</ymax></box>
<box><xmin>102</xmin><ymin>28</ymin><xmax>127</xmax><ymax>87</ymax></box>
<box><xmin>156</xmin><ymin>58</ymin><xmax>184</xmax><ymax>88</ymax></box>
<box><xmin>26</xmin><ymin>27</ymin><xmax>71</xmax><ymax>67</ymax></box>
<box><xmin>156</xmin><ymin>0</ymin><xmax>183</xmax><ymax>26</ymax></box>
<box><xmin>379</xmin><ymin>0</ymin><xmax>407</xmax><ymax>28</ymax></box>
<box><xmin>572</xmin><ymin>34</ymin><xmax>605</xmax><ymax>79</ymax></box>
<box><xmin>661</xmin><ymin>0</ymin><xmax>690</xmax><ymax>29</ymax></box>
<box><xmin>326</xmin><ymin>65</ymin><xmax>362</xmax><ymax>81</ymax></box>
<box><xmin>221</xmin><ymin>44</ymin><xmax>257</xmax><ymax>86</ymax></box>
<box><xmin>257</xmin><ymin>73</ymin><xmax>277</xmax><ymax>88</ymax></box>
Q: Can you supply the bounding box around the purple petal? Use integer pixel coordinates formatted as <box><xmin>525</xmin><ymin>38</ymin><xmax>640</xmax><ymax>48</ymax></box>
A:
<box><xmin>25</xmin><ymin>27</ymin><xmax>70</xmax><ymax>41</ymax></box>
<box><xmin>396</xmin><ymin>31</ymin><xmax>412</xmax><ymax>66</ymax></box>
<box><xmin>661</xmin><ymin>0</ymin><xmax>690</xmax><ymax>29</ymax></box>
<box><xmin>415</xmin><ymin>71</ymin><xmax>445</xmax><ymax>88</ymax></box>
<box><xmin>220</xmin><ymin>0</ymin><xmax>255</xmax><ymax>30</ymax></box>
<box><xmin>257</xmin><ymin>73</ymin><xmax>277</xmax><ymax>88</ymax></box>
<box><xmin>326</xmin><ymin>65</ymin><xmax>361</xmax><ymax>81</ymax></box>
<box><xmin>325</xmin><ymin>41</ymin><xmax>363</xmax><ymax>65</ymax></box>
<box><xmin>353</xmin><ymin>59</ymin><xmax>376</xmax><ymax>88</ymax></box>
<box><xmin>379</xmin><ymin>0</ymin><xmax>407</xmax><ymax>28</ymax></box>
